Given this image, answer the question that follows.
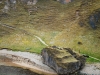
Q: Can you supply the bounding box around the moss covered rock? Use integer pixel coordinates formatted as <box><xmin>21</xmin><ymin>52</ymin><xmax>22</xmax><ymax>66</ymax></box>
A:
<box><xmin>41</xmin><ymin>46</ymin><xmax>86</xmax><ymax>74</ymax></box>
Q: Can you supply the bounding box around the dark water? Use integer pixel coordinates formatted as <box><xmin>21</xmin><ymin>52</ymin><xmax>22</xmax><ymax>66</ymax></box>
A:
<box><xmin>0</xmin><ymin>65</ymin><xmax>42</xmax><ymax>75</ymax></box>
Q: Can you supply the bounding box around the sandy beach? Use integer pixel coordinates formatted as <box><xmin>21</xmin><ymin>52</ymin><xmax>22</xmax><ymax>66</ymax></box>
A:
<box><xmin>0</xmin><ymin>49</ymin><xmax>57</xmax><ymax>75</ymax></box>
<box><xmin>0</xmin><ymin>49</ymin><xmax>100</xmax><ymax>75</ymax></box>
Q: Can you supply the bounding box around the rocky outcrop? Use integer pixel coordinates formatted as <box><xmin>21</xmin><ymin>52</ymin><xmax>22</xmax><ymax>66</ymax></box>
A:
<box><xmin>41</xmin><ymin>46</ymin><xmax>86</xmax><ymax>75</ymax></box>
<box><xmin>89</xmin><ymin>9</ymin><xmax>100</xmax><ymax>29</ymax></box>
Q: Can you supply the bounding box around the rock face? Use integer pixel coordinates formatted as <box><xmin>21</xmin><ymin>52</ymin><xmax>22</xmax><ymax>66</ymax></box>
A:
<box><xmin>89</xmin><ymin>9</ymin><xmax>100</xmax><ymax>29</ymax></box>
<box><xmin>41</xmin><ymin>46</ymin><xmax>86</xmax><ymax>75</ymax></box>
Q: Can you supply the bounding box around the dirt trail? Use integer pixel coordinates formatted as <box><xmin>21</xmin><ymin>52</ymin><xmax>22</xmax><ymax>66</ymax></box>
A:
<box><xmin>0</xmin><ymin>22</ymin><xmax>48</xmax><ymax>46</ymax></box>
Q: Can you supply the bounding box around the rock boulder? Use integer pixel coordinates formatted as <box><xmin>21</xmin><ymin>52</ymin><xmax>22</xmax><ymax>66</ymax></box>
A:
<box><xmin>41</xmin><ymin>46</ymin><xmax>86</xmax><ymax>75</ymax></box>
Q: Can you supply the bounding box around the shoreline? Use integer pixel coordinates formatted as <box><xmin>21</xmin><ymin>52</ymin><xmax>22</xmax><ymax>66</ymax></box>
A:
<box><xmin>0</xmin><ymin>49</ymin><xmax>57</xmax><ymax>75</ymax></box>
<box><xmin>0</xmin><ymin>49</ymin><xmax>100</xmax><ymax>75</ymax></box>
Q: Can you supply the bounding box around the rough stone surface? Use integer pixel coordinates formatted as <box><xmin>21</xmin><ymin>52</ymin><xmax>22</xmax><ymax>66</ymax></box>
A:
<box><xmin>89</xmin><ymin>9</ymin><xmax>100</xmax><ymax>29</ymax></box>
<box><xmin>41</xmin><ymin>46</ymin><xmax>86</xmax><ymax>74</ymax></box>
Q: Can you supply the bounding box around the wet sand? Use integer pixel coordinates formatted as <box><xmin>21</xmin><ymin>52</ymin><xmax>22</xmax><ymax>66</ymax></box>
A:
<box><xmin>0</xmin><ymin>65</ymin><xmax>40</xmax><ymax>75</ymax></box>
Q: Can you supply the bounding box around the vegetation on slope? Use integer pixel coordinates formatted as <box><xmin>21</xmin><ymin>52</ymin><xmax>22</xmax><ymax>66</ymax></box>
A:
<box><xmin>0</xmin><ymin>0</ymin><xmax>100</xmax><ymax>62</ymax></box>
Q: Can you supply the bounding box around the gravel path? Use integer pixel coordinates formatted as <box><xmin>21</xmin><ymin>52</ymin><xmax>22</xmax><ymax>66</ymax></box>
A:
<box><xmin>0</xmin><ymin>49</ymin><xmax>100</xmax><ymax>75</ymax></box>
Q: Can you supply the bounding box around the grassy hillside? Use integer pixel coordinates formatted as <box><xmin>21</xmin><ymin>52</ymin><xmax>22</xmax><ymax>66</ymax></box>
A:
<box><xmin>0</xmin><ymin>0</ymin><xmax>100</xmax><ymax>62</ymax></box>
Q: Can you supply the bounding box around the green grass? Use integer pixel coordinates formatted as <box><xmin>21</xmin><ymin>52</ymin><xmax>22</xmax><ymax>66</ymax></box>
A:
<box><xmin>0</xmin><ymin>0</ymin><xmax>100</xmax><ymax>63</ymax></box>
<box><xmin>86</xmin><ymin>58</ymin><xmax>100</xmax><ymax>63</ymax></box>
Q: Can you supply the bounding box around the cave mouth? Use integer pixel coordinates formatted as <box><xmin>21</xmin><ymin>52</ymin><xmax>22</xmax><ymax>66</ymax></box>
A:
<box><xmin>0</xmin><ymin>65</ymin><xmax>41</xmax><ymax>75</ymax></box>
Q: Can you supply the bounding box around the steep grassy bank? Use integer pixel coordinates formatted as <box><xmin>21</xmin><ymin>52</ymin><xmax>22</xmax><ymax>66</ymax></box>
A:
<box><xmin>0</xmin><ymin>0</ymin><xmax>100</xmax><ymax>62</ymax></box>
